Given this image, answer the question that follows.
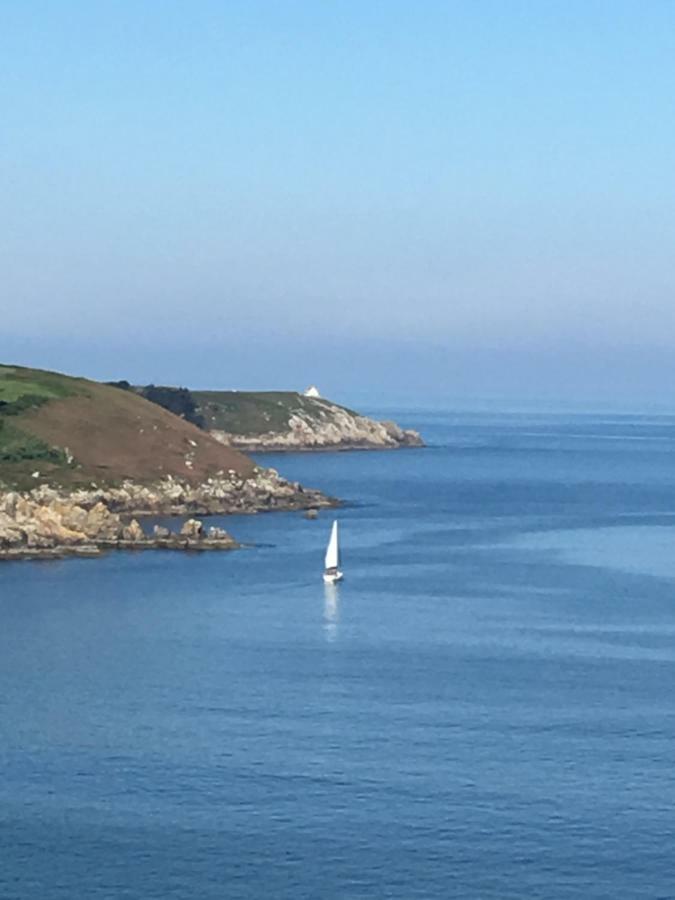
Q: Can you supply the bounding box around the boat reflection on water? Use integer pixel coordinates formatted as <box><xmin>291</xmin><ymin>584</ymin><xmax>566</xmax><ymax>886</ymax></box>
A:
<box><xmin>323</xmin><ymin>583</ymin><xmax>340</xmax><ymax>642</ymax></box>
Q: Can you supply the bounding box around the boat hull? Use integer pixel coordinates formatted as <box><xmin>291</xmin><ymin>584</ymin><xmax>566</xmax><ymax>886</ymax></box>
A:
<box><xmin>323</xmin><ymin>570</ymin><xmax>344</xmax><ymax>584</ymax></box>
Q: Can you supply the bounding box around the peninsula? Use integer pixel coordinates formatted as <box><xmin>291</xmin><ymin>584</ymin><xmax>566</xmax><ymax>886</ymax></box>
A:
<box><xmin>116</xmin><ymin>383</ymin><xmax>424</xmax><ymax>452</ymax></box>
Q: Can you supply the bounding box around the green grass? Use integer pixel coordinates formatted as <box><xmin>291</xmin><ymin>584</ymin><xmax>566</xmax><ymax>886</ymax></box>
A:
<box><xmin>192</xmin><ymin>392</ymin><xmax>302</xmax><ymax>434</ymax></box>
<box><xmin>0</xmin><ymin>365</ymin><xmax>82</xmax><ymax>482</ymax></box>
<box><xmin>0</xmin><ymin>420</ymin><xmax>67</xmax><ymax>464</ymax></box>
<box><xmin>0</xmin><ymin>364</ymin><xmax>80</xmax><ymax>415</ymax></box>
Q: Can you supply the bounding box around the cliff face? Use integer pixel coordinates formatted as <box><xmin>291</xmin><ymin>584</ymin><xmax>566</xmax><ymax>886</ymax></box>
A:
<box><xmin>194</xmin><ymin>392</ymin><xmax>424</xmax><ymax>453</ymax></box>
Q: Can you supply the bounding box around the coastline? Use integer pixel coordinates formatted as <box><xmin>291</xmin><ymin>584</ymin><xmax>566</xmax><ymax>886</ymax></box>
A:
<box><xmin>0</xmin><ymin>535</ymin><xmax>243</xmax><ymax>562</ymax></box>
<box><xmin>211</xmin><ymin>428</ymin><xmax>424</xmax><ymax>454</ymax></box>
<box><xmin>0</xmin><ymin>468</ymin><xmax>337</xmax><ymax>563</ymax></box>
<box><xmin>195</xmin><ymin>389</ymin><xmax>425</xmax><ymax>454</ymax></box>
<box><xmin>231</xmin><ymin>440</ymin><xmax>424</xmax><ymax>454</ymax></box>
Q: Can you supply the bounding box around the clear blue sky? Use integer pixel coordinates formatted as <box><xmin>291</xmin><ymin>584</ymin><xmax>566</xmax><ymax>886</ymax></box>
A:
<box><xmin>3</xmin><ymin>1</ymin><xmax>675</xmax><ymax>406</ymax></box>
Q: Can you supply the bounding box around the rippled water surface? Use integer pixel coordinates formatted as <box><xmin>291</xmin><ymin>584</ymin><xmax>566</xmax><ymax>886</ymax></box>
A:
<box><xmin>2</xmin><ymin>409</ymin><xmax>675</xmax><ymax>899</ymax></box>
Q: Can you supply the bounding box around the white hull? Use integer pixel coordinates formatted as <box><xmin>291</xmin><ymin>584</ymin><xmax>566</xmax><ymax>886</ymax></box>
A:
<box><xmin>323</xmin><ymin>570</ymin><xmax>344</xmax><ymax>584</ymax></box>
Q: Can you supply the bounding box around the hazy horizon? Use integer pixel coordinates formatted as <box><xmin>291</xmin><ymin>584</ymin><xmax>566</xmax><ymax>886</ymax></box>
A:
<box><xmin>3</xmin><ymin>1</ymin><xmax>675</xmax><ymax>407</ymax></box>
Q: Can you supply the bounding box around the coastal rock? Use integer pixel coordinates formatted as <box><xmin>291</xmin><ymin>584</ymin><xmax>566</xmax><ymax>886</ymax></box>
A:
<box><xmin>210</xmin><ymin>400</ymin><xmax>424</xmax><ymax>453</ymax></box>
<box><xmin>30</xmin><ymin>506</ymin><xmax>84</xmax><ymax>546</ymax></box>
<box><xmin>180</xmin><ymin>518</ymin><xmax>204</xmax><ymax>538</ymax></box>
<box><xmin>83</xmin><ymin>501</ymin><xmax>122</xmax><ymax>539</ymax></box>
<box><xmin>0</xmin><ymin>465</ymin><xmax>335</xmax><ymax>561</ymax></box>
<box><xmin>1</xmin><ymin>492</ymin><xmax>21</xmax><ymax>516</ymax></box>
<box><xmin>0</xmin><ymin>496</ymin><xmax>119</xmax><ymax>551</ymax></box>
<box><xmin>121</xmin><ymin>519</ymin><xmax>144</xmax><ymax>542</ymax></box>
<box><xmin>4</xmin><ymin>467</ymin><xmax>333</xmax><ymax>518</ymax></box>
<box><xmin>0</xmin><ymin>512</ymin><xmax>27</xmax><ymax>548</ymax></box>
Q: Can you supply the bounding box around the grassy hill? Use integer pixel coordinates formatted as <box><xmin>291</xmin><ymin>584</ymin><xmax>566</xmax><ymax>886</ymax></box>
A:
<box><xmin>0</xmin><ymin>365</ymin><xmax>255</xmax><ymax>490</ymax></box>
<box><xmin>189</xmin><ymin>390</ymin><xmax>423</xmax><ymax>451</ymax></box>
<box><xmin>124</xmin><ymin>387</ymin><xmax>423</xmax><ymax>451</ymax></box>
<box><xmin>192</xmin><ymin>390</ymin><xmax>355</xmax><ymax>435</ymax></box>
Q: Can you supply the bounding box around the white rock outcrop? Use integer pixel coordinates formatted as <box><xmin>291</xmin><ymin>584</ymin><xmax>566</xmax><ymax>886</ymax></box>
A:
<box><xmin>211</xmin><ymin>399</ymin><xmax>424</xmax><ymax>452</ymax></box>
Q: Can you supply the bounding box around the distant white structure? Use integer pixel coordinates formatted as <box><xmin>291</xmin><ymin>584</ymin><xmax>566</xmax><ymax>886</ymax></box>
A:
<box><xmin>303</xmin><ymin>385</ymin><xmax>321</xmax><ymax>398</ymax></box>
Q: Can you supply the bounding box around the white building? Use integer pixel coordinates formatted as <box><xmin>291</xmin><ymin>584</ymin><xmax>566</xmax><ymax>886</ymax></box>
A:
<box><xmin>303</xmin><ymin>385</ymin><xmax>321</xmax><ymax>398</ymax></box>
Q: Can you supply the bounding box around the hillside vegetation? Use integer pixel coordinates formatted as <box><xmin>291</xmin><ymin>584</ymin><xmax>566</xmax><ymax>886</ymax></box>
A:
<box><xmin>120</xmin><ymin>385</ymin><xmax>424</xmax><ymax>452</ymax></box>
<box><xmin>193</xmin><ymin>390</ymin><xmax>424</xmax><ymax>451</ymax></box>
<box><xmin>192</xmin><ymin>391</ymin><xmax>356</xmax><ymax>435</ymax></box>
<box><xmin>110</xmin><ymin>385</ymin><xmax>353</xmax><ymax>437</ymax></box>
<box><xmin>0</xmin><ymin>365</ymin><xmax>254</xmax><ymax>490</ymax></box>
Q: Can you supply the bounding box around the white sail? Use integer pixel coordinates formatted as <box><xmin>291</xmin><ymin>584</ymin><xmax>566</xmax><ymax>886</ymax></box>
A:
<box><xmin>324</xmin><ymin>520</ymin><xmax>340</xmax><ymax>571</ymax></box>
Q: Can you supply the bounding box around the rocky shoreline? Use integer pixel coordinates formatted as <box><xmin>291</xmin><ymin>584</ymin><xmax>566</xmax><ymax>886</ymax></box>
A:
<box><xmin>212</xmin><ymin>411</ymin><xmax>424</xmax><ymax>453</ymax></box>
<box><xmin>0</xmin><ymin>468</ymin><xmax>335</xmax><ymax>562</ymax></box>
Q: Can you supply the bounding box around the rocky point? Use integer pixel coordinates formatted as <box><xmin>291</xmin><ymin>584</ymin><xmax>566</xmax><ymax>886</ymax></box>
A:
<box><xmin>0</xmin><ymin>467</ymin><xmax>335</xmax><ymax>561</ymax></box>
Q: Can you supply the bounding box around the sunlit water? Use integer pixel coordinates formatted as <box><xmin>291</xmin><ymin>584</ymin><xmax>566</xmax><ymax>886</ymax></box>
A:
<box><xmin>2</xmin><ymin>409</ymin><xmax>675</xmax><ymax>899</ymax></box>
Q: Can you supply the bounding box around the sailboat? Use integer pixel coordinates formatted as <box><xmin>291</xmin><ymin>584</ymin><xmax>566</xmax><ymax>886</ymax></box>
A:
<box><xmin>323</xmin><ymin>519</ymin><xmax>343</xmax><ymax>584</ymax></box>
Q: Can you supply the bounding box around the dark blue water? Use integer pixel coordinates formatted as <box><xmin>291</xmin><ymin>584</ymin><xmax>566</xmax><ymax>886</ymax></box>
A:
<box><xmin>2</xmin><ymin>409</ymin><xmax>675</xmax><ymax>899</ymax></box>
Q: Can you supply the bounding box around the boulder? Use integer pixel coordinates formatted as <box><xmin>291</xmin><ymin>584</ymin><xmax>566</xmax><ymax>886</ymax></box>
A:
<box><xmin>0</xmin><ymin>492</ymin><xmax>21</xmax><ymax>516</ymax></box>
<box><xmin>31</xmin><ymin>505</ymin><xmax>84</xmax><ymax>545</ymax></box>
<box><xmin>207</xmin><ymin>525</ymin><xmax>231</xmax><ymax>540</ymax></box>
<box><xmin>56</xmin><ymin>502</ymin><xmax>89</xmax><ymax>533</ymax></box>
<box><xmin>0</xmin><ymin>512</ymin><xmax>26</xmax><ymax>547</ymax></box>
<box><xmin>121</xmin><ymin>519</ymin><xmax>144</xmax><ymax>542</ymax></box>
<box><xmin>25</xmin><ymin>529</ymin><xmax>60</xmax><ymax>549</ymax></box>
<box><xmin>84</xmin><ymin>501</ymin><xmax>123</xmax><ymax>540</ymax></box>
<box><xmin>180</xmin><ymin>518</ymin><xmax>204</xmax><ymax>539</ymax></box>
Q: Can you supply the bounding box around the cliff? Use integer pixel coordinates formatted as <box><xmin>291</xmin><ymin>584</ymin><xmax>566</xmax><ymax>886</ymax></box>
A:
<box><xmin>192</xmin><ymin>391</ymin><xmax>424</xmax><ymax>452</ymax></box>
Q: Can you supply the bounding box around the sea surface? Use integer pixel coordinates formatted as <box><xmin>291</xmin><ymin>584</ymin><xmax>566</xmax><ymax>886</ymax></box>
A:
<box><xmin>2</xmin><ymin>409</ymin><xmax>675</xmax><ymax>899</ymax></box>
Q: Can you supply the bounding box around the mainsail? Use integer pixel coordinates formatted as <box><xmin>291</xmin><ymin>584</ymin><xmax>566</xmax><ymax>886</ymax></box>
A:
<box><xmin>324</xmin><ymin>520</ymin><xmax>340</xmax><ymax>571</ymax></box>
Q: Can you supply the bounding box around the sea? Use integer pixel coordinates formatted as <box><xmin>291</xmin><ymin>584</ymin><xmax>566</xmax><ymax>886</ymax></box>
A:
<box><xmin>2</xmin><ymin>408</ymin><xmax>675</xmax><ymax>899</ymax></box>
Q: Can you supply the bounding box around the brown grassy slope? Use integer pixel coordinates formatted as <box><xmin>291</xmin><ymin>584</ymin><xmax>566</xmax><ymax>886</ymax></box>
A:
<box><xmin>17</xmin><ymin>381</ymin><xmax>255</xmax><ymax>484</ymax></box>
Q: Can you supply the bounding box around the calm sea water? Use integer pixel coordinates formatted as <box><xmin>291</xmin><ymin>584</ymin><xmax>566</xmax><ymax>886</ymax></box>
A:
<box><xmin>2</xmin><ymin>409</ymin><xmax>675</xmax><ymax>899</ymax></box>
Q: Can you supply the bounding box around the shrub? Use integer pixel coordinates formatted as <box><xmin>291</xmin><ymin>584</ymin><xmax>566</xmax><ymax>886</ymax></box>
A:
<box><xmin>139</xmin><ymin>385</ymin><xmax>206</xmax><ymax>429</ymax></box>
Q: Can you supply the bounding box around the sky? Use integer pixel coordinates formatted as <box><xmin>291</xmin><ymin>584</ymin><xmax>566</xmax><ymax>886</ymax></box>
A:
<box><xmin>2</xmin><ymin>1</ymin><xmax>675</xmax><ymax>407</ymax></box>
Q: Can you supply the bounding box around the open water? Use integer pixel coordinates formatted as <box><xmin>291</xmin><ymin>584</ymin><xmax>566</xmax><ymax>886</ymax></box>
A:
<box><xmin>2</xmin><ymin>409</ymin><xmax>675</xmax><ymax>898</ymax></box>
